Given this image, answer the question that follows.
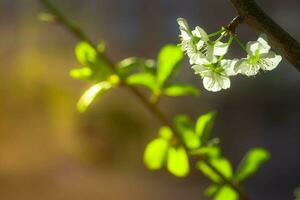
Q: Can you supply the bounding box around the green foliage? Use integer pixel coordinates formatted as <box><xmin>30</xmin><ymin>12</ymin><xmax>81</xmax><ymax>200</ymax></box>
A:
<box><xmin>70</xmin><ymin>67</ymin><xmax>92</xmax><ymax>80</ymax></box>
<box><xmin>77</xmin><ymin>81</ymin><xmax>112</xmax><ymax>113</ymax></box>
<box><xmin>167</xmin><ymin>146</ymin><xmax>189</xmax><ymax>177</ymax></box>
<box><xmin>75</xmin><ymin>42</ymin><xmax>97</xmax><ymax>65</ymax></box>
<box><xmin>117</xmin><ymin>57</ymin><xmax>155</xmax><ymax>78</ymax></box>
<box><xmin>174</xmin><ymin>115</ymin><xmax>200</xmax><ymax>149</ymax></box>
<box><xmin>157</xmin><ymin>45</ymin><xmax>183</xmax><ymax>86</ymax></box>
<box><xmin>195</xmin><ymin>111</ymin><xmax>216</xmax><ymax>143</ymax></box>
<box><xmin>205</xmin><ymin>184</ymin><xmax>220</xmax><ymax>197</ymax></box>
<box><xmin>126</xmin><ymin>72</ymin><xmax>157</xmax><ymax>92</ymax></box>
<box><xmin>214</xmin><ymin>186</ymin><xmax>238</xmax><ymax>200</ymax></box>
<box><xmin>234</xmin><ymin>148</ymin><xmax>270</xmax><ymax>183</ymax></box>
<box><xmin>124</xmin><ymin>44</ymin><xmax>198</xmax><ymax>99</ymax></box>
<box><xmin>73</xmin><ymin>42</ymin><xmax>113</xmax><ymax>82</ymax></box>
<box><xmin>197</xmin><ymin>158</ymin><xmax>233</xmax><ymax>183</ymax></box>
<box><xmin>163</xmin><ymin>83</ymin><xmax>199</xmax><ymax>96</ymax></box>
<box><xmin>144</xmin><ymin>138</ymin><xmax>169</xmax><ymax>170</ymax></box>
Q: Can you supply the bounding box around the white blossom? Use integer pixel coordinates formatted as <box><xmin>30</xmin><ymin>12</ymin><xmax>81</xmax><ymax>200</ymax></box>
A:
<box><xmin>234</xmin><ymin>34</ymin><xmax>282</xmax><ymax>76</ymax></box>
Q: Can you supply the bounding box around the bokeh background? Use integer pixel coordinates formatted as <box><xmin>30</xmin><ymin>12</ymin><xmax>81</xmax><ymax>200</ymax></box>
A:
<box><xmin>0</xmin><ymin>0</ymin><xmax>300</xmax><ymax>199</ymax></box>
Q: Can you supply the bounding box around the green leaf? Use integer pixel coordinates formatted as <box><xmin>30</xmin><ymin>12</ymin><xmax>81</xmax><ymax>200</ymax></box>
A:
<box><xmin>126</xmin><ymin>72</ymin><xmax>157</xmax><ymax>92</ymax></box>
<box><xmin>144</xmin><ymin>138</ymin><xmax>169</xmax><ymax>170</ymax></box>
<box><xmin>158</xmin><ymin>126</ymin><xmax>173</xmax><ymax>140</ymax></box>
<box><xmin>117</xmin><ymin>57</ymin><xmax>155</xmax><ymax>77</ymax></box>
<box><xmin>167</xmin><ymin>146</ymin><xmax>189</xmax><ymax>177</ymax></box>
<box><xmin>234</xmin><ymin>148</ymin><xmax>270</xmax><ymax>183</ymax></box>
<box><xmin>195</xmin><ymin>111</ymin><xmax>216</xmax><ymax>143</ymax></box>
<box><xmin>163</xmin><ymin>83</ymin><xmax>200</xmax><ymax>96</ymax></box>
<box><xmin>196</xmin><ymin>158</ymin><xmax>232</xmax><ymax>183</ymax></box>
<box><xmin>69</xmin><ymin>67</ymin><xmax>92</xmax><ymax>80</ymax></box>
<box><xmin>75</xmin><ymin>42</ymin><xmax>97</xmax><ymax>65</ymax></box>
<box><xmin>214</xmin><ymin>186</ymin><xmax>238</xmax><ymax>200</ymax></box>
<box><xmin>205</xmin><ymin>184</ymin><xmax>220</xmax><ymax>197</ymax></box>
<box><xmin>77</xmin><ymin>81</ymin><xmax>112</xmax><ymax>113</ymax></box>
<box><xmin>190</xmin><ymin>146</ymin><xmax>220</xmax><ymax>158</ymax></box>
<box><xmin>157</xmin><ymin>44</ymin><xmax>183</xmax><ymax>86</ymax></box>
<box><xmin>174</xmin><ymin>115</ymin><xmax>200</xmax><ymax>149</ymax></box>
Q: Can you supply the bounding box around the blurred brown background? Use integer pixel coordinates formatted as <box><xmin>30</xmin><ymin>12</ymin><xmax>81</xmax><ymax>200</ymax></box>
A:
<box><xmin>0</xmin><ymin>0</ymin><xmax>300</xmax><ymax>199</ymax></box>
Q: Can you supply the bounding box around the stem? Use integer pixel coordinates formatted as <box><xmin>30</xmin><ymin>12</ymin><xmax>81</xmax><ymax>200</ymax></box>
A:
<box><xmin>40</xmin><ymin>1</ymin><xmax>251</xmax><ymax>199</ymax></box>
<box><xmin>233</xmin><ymin>35</ymin><xmax>247</xmax><ymax>52</ymax></box>
<box><xmin>208</xmin><ymin>29</ymin><xmax>224</xmax><ymax>38</ymax></box>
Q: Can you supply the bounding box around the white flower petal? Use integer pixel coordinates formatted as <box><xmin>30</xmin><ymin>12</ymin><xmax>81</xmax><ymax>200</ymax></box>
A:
<box><xmin>234</xmin><ymin>59</ymin><xmax>260</xmax><ymax>76</ymax></box>
<box><xmin>192</xmin><ymin>64</ymin><xmax>210</xmax><ymax>77</ymax></box>
<box><xmin>213</xmin><ymin>41</ymin><xmax>229</xmax><ymax>56</ymax></box>
<box><xmin>221</xmin><ymin>59</ymin><xmax>238</xmax><ymax>76</ymax></box>
<box><xmin>257</xmin><ymin>34</ymin><xmax>271</xmax><ymax>51</ymax></box>
<box><xmin>177</xmin><ymin>18</ymin><xmax>189</xmax><ymax>31</ymax></box>
<box><xmin>202</xmin><ymin>73</ymin><xmax>230</xmax><ymax>92</ymax></box>
<box><xmin>246</xmin><ymin>41</ymin><xmax>260</xmax><ymax>55</ymax></box>
<box><xmin>193</xmin><ymin>26</ymin><xmax>209</xmax><ymax>42</ymax></box>
<box><xmin>260</xmin><ymin>51</ymin><xmax>282</xmax><ymax>71</ymax></box>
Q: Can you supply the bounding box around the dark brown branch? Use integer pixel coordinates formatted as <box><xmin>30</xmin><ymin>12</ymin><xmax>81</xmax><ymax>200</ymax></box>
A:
<box><xmin>230</xmin><ymin>0</ymin><xmax>300</xmax><ymax>71</ymax></box>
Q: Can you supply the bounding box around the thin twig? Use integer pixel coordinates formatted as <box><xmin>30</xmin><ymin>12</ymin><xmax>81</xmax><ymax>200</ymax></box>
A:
<box><xmin>40</xmin><ymin>0</ymin><xmax>251</xmax><ymax>199</ymax></box>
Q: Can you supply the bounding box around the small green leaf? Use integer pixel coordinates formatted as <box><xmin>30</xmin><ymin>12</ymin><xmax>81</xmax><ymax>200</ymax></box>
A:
<box><xmin>97</xmin><ymin>41</ymin><xmax>106</xmax><ymax>53</ymax></box>
<box><xmin>126</xmin><ymin>72</ymin><xmax>157</xmax><ymax>91</ymax></box>
<box><xmin>159</xmin><ymin>126</ymin><xmax>173</xmax><ymax>140</ymax></box>
<box><xmin>144</xmin><ymin>138</ymin><xmax>169</xmax><ymax>170</ymax></box>
<box><xmin>69</xmin><ymin>67</ymin><xmax>92</xmax><ymax>80</ymax></box>
<box><xmin>195</xmin><ymin>111</ymin><xmax>216</xmax><ymax>143</ymax></box>
<box><xmin>190</xmin><ymin>146</ymin><xmax>220</xmax><ymax>158</ymax></box>
<box><xmin>205</xmin><ymin>184</ymin><xmax>220</xmax><ymax>197</ymax></box>
<box><xmin>214</xmin><ymin>186</ymin><xmax>238</xmax><ymax>200</ymax></box>
<box><xmin>234</xmin><ymin>148</ymin><xmax>270</xmax><ymax>183</ymax></box>
<box><xmin>77</xmin><ymin>81</ymin><xmax>112</xmax><ymax>113</ymax></box>
<box><xmin>75</xmin><ymin>42</ymin><xmax>97</xmax><ymax>65</ymax></box>
<box><xmin>117</xmin><ymin>57</ymin><xmax>155</xmax><ymax>77</ymax></box>
<box><xmin>174</xmin><ymin>115</ymin><xmax>200</xmax><ymax>149</ymax></box>
<box><xmin>163</xmin><ymin>83</ymin><xmax>200</xmax><ymax>96</ymax></box>
<box><xmin>167</xmin><ymin>146</ymin><xmax>189</xmax><ymax>177</ymax></box>
<box><xmin>196</xmin><ymin>158</ymin><xmax>232</xmax><ymax>183</ymax></box>
<box><xmin>38</xmin><ymin>12</ymin><xmax>55</xmax><ymax>22</ymax></box>
<box><xmin>157</xmin><ymin>44</ymin><xmax>183</xmax><ymax>86</ymax></box>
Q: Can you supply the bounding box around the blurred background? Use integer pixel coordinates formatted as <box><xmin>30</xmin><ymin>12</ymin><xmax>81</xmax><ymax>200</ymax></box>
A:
<box><xmin>0</xmin><ymin>0</ymin><xmax>300</xmax><ymax>199</ymax></box>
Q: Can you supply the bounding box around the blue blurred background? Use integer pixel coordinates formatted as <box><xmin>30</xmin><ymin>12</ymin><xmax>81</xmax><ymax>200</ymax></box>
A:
<box><xmin>0</xmin><ymin>0</ymin><xmax>299</xmax><ymax>199</ymax></box>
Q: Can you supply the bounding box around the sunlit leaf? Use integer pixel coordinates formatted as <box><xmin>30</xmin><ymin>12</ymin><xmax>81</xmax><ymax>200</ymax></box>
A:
<box><xmin>69</xmin><ymin>67</ymin><xmax>92</xmax><ymax>80</ymax></box>
<box><xmin>117</xmin><ymin>57</ymin><xmax>155</xmax><ymax>77</ymax></box>
<box><xmin>214</xmin><ymin>186</ymin><xmax>238</xmax><ymax>200</ymax></box>
<box><xmin>205</xmin><ymin>184</ymin><xmax>220</xmax><ymax>197</ymax></box>
<box><xmin>163</xmin><ymin>83</ymin><xmax>200</xmax><ymax>96</ymax></box>
<box><xmin>190</xmin><ymin>146</ymin><xmax>220</xmax><ymax>158</ymax></box>
<box><xmin>234</xmin><ymin>148</ymin><xmax>270</xmax><ymax>183</ymax></box>
<box><xmin>159</xmin><ymin>126</ymin><xmax>173</xmax><ymax>140</ymax></box>
<box><xmin>174</xmin><ymin>115</ymin><xmax>200</xmax><ymax>149</ymax></box>
<box><xmin>167</xmin><ymin>146</ymin><xmax>189</xmax><ymax>177</ymax></box>
<box><xmin>126</xmin><ymin>72</ymin><xmax>157</xmax><ymax>91</ymax></box>
<box><xmin>75</xmin><ymin>42</ymin><xmax>97</xmax><ymax>65</ymax></box>
<box><xmin>157</xmin><ymin>45</ymin><xmax>183</xmax><ymax>86</ymax></box>
<box><xmin>97</xmin><ymin>41</ymin><xmax>106</xmax><ymax>53</ymax></box>
<box><xmin>195</xmin><ymin>111</ymin><xmax>216</xmax><ymax>143</ymax></box>
<box><xmin>196</xmin><ymin>158</ymin><xmax>232</xmax><ymax>183</ymax></box>
<box><xmin>77</xmin><ymin>81</ymin><xmax>112</xmax><ymax>113</ymax></box>
<box><xmin>144</xmin><ymin>138</ymin><xmax>169</xmax><ymax>170</ymax></box>
<box><xmin>38</xmin><ymin>12</ymin><xmax>55</xmax><ymax>22</ymax></box>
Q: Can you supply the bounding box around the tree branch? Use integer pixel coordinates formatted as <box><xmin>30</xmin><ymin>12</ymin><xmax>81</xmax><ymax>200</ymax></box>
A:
<box><xmin>230</xmin><ymin>0</ymin><xmax>300</xmax><ymax>71</ymax></box>
<box><xmin>40</xmin><ymin>0</ymin><xmax>251</xmax><ymax>199</ymax></box>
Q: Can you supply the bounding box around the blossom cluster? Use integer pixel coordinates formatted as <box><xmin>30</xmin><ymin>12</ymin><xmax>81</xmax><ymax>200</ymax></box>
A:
<box><xmin>177</xmin><ymin>18</ymin><xmax>282</xmax><ymax>92</ymax></box>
